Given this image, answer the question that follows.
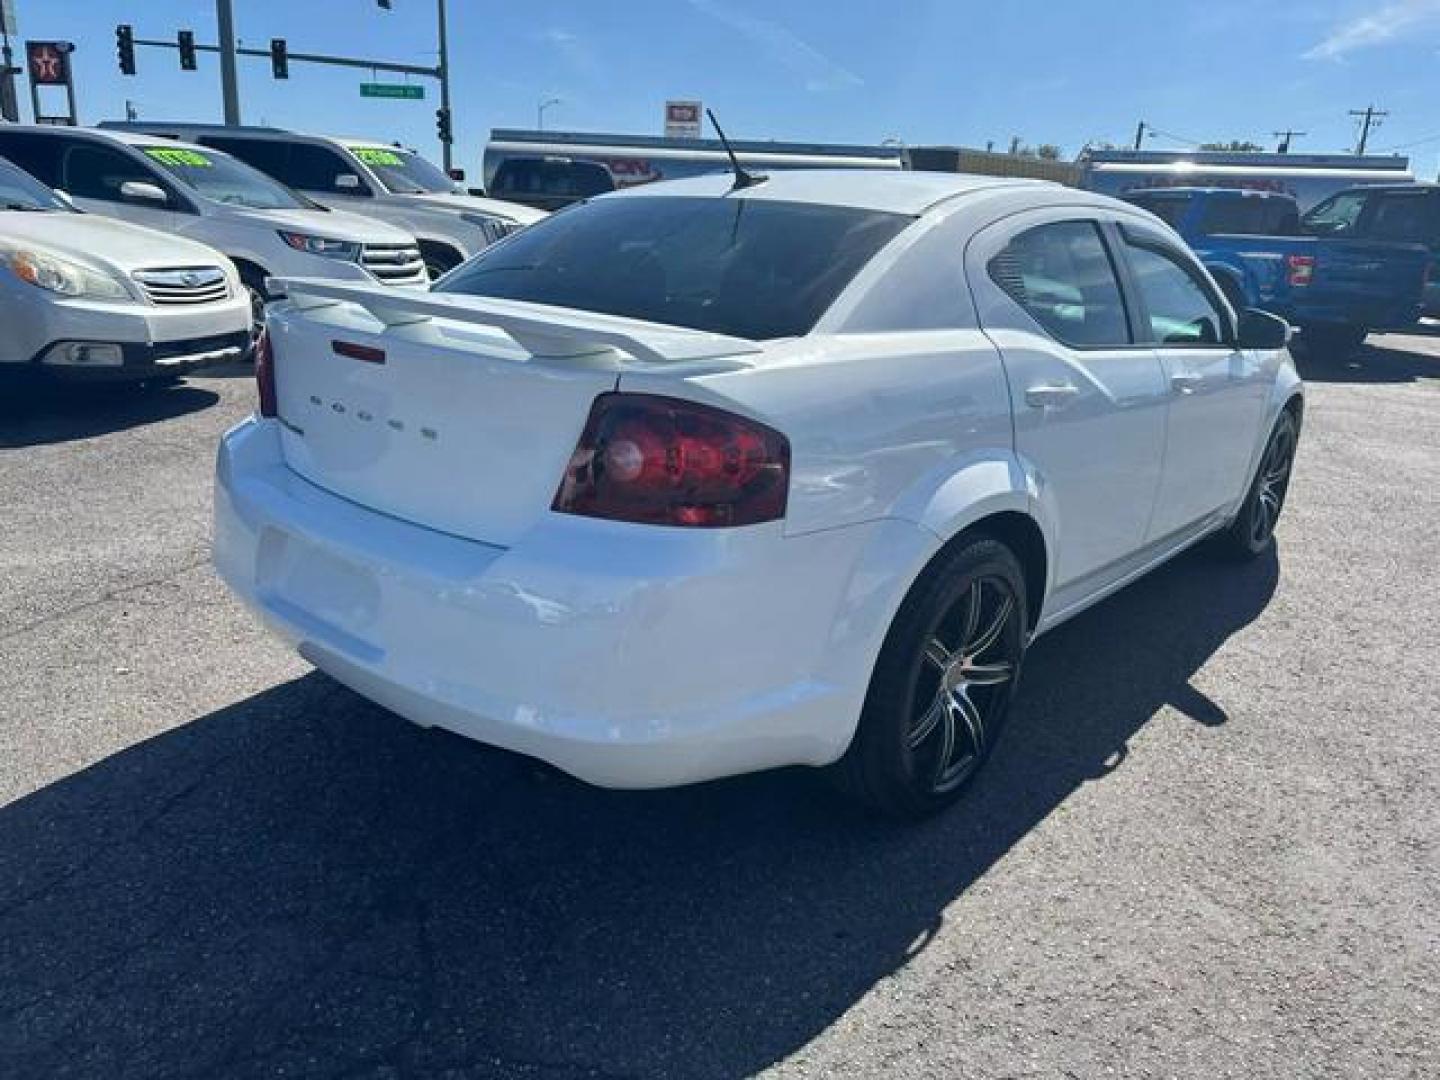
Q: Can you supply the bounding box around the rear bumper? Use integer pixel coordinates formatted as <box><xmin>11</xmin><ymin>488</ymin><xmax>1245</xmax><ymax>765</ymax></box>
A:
<box><xmin>214</xmin><ymin>418</ymin><xmax>925</xmax><ymax>788</ymax></box>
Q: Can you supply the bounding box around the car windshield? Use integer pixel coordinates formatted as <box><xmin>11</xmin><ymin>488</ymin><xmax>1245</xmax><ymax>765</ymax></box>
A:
<box><xmin>436</xmin><ymin>195</ymin><xmax>912</xmax><ymax>340</ymax></box>
<box><xmin>138</xmin><ymin>145</ymin><xmax>311</xmax><ymax>210</ymax></box>
<box><xmin>350</xmin><ymin>146</ymin><xmax>456</xmax><ymax>194</ymax></box>
<box><xmin>0</xmin><ymin>157</ymin><xmax>68</xmax><ymax>211</ymax></box>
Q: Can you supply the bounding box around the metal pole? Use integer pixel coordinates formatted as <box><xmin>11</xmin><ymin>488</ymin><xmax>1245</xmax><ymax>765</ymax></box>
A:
<box><xmin>1</xmin><ymin>25</ymin><xmax>18</xmax><ymax>123</ymax></box>
<box><xmin>216</xmin><ymin>0</ymin><xmax>241</xmax><ymax>125</ymax></box>
<box><xmin>437</xmin><ymin>0</ymin><xmax>451</xmax><ymax>170</ymax></box>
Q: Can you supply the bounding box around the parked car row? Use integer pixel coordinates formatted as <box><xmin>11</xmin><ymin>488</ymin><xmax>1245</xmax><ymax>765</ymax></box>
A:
<box><xmin>0</xmin><ymin>124</ymin><xmax>543</xmax><ymax>384</ymax></box>
<box><xmin>1123</xmin><ymin>186</ymin><xmax>1430</xmax><ymax>356</ymax></box>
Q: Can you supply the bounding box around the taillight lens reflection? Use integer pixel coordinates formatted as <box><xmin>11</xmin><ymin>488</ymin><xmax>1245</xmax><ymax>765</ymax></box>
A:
<box><xmin>553</xmin><ymin>393</ymin><xmax>790</xmax><ymax>527</ymax></box>
<box><xmin>1286</xmin><ymin>254</ymin><xmax>1315</xmax><ymax>287</ymax></box>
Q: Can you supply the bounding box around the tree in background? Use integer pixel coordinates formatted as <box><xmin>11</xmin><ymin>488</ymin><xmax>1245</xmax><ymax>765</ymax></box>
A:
<box><xmin>1198</xmin><ymin>140</ymin><xmax>1265</xmax><ymax>152</ymax></box>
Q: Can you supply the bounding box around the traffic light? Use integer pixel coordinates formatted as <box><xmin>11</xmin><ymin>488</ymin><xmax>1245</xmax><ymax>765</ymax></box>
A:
<box><xmin>178</xmin><ymin>30</ymin><xmax>197</xmax><ymax>71</ymax></box>
<box><xmin>270</xmin><ymin>39</ymin><xmax>288</xmax><ymax>79</ymax></box>
<box><xmin>436</xmin><ymin>107</ymin><xmax>452</xmax><ymax>145</ymax></box>
<box><xmin>116</xmin><ymin>24</ymin><xmax>136</xmax><ymax>76</ymax></box>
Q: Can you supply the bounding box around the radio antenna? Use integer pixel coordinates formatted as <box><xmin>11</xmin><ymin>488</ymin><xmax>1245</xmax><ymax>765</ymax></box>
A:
<box><xmin>707</xmin><ymin>108</ymin><xmax>765</xmax><ymax>191</ymax></box>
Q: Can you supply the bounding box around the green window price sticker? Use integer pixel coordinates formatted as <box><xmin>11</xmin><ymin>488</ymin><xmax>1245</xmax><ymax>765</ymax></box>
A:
<box><xmin>352</xmin><ymin>148</ymin><xmax>404</xmax><ymax>167</ymax></box>
<box><xmin>144</xmin><ymin>148</ymin><xmax>213</xmax><ymax>168</ymax></box>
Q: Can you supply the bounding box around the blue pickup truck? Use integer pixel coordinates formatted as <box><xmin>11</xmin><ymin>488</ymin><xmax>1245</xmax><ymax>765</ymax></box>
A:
<box><xmin>1124</xmin><ymin>187</ymin><xmax>1428</xmax><ymax>356</ymax></box>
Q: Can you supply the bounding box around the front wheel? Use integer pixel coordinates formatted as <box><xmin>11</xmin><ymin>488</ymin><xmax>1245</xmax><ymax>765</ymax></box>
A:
<box><xmin>1215</xmin><ymin>409</ymin><xmax>1299</xmax><ymax>560</ymax></box>
<box><xmin>831</xmin><ymin>536</ymin><xmax>1028</xmax><ymax>819</ymax></box>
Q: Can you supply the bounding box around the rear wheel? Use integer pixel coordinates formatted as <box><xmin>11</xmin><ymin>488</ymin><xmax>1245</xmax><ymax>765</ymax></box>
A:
<box><xmin>831</xmin><ymin>536</ymin><xmax>1027</xmax><ymax>819</ymax></box>
<box><xmin>1215</xmin><ymin>408</ymin><xmax>1299</xmax><ymax>560</ymax></box>
<box><xmin>237</xmin><ymin>265</ymin><xmax>271</xmax><ymax>354</ymax></box>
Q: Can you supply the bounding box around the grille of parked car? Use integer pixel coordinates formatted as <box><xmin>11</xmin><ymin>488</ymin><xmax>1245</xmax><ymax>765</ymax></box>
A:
<box><xmin>133</xmin><ymin>267</ymin><xmax>232</xmax><ymax>306</ymax></box>
<box><xmin>361</xmin><ymin>244</ymin><xmax>427</xmax><ymax>285</ymax></box>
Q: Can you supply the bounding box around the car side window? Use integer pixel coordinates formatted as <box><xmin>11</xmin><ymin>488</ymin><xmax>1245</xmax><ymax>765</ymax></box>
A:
<box><xmin>1121</xmin><ymin>235</ymin><xmax>1229</xmax><ymax>346</ymax></box>
<box><xmin>988</xmin><ymin>220</ymin><xmax>1132</xmax><ymax>348</ymax></box>
<box><xmin>61</xmin><ymin>143</ymin><xmax>163</xmax><ymax>203</ymax></box>
<box><xmin>1303</xmin><ymin>191</ymin><xmax>1368</xmax><ymax>236</ymax></box>
<box><xmin>0</xmin><ymin>133</ymin><xmax>64</xmax><ymax>186</ymax></box>
<box><xmin>281</xmin><ymin>144</ymin><xmax>359</xmax><ymax>194</ymax></box>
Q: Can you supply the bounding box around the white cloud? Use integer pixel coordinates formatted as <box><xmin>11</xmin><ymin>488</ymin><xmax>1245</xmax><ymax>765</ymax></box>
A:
<box><xmin>685</xmin><ymin>0</ymin><xmax>863</xmax><ymax>92</ymax></box>
<box><xmin>1304</xmin><ymin>0</ymin><xmax>1440</xmax><ymax>60</ymax></box>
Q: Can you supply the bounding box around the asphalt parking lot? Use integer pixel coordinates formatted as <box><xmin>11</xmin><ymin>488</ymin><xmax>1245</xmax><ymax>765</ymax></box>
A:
<box><xmin>1</xmin><ymin>337</ymin><xmax>1437</xmax><ymax>1079</ymax></box>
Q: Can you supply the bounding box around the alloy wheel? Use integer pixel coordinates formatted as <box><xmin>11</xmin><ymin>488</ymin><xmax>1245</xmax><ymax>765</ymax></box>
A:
<box><xmin>1250</xmin><ymin>421</ymin><xmax>1296</xmax><ymax>548</ymax></box>
<box><xmin>907</xmin><ymin>576</ymin><xmax>1020</xmax><ymax>794</ymax></box>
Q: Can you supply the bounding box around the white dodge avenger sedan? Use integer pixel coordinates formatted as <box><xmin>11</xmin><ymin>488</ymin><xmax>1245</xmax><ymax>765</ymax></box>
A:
<box><xmin>214</xmin><ymin>170</ymin><xmax>1301</xmax><ymax>817</ymax></box>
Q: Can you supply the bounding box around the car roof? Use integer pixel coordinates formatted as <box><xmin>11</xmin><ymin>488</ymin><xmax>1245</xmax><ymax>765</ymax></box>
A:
<box><xmin>4</xmin><ymin>125</ymin><xmax>218</xmax><ymax>154</ymax></box>
<box><xmin>604</xmin><ymin>168</ymin><xmax>1053</xmax><ymax>216</ymax></box>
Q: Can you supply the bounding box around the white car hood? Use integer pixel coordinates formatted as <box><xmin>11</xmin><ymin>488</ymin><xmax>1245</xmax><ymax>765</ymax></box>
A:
<box><xmin>0</xmin><ymin>210</ymin><xmax>230</xmax><ymax>274</ymax></box>
<box><xmin>227</xmin><ymin>205</ymin><xmax>418</xmax><ymax>245</ymax></box>
<box><xmin>406</xmin><ymin>192</ymin><xmax>547</xmax><ymax>225</ymax></box>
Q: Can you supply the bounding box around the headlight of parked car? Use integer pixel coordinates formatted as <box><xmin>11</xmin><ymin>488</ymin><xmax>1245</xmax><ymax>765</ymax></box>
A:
<box><xmin>1</xmin><ymin>248</ymin><xmax>133</xmax><ymax>301</ymax></box>
<box><xmin>277</xmin><ymin>232</ymin><xmax>362</xmax><ymax>260</ymax></box>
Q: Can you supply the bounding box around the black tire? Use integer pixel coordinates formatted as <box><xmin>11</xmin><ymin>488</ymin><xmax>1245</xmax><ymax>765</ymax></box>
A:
<box><xmin>420</xmin><ymin>243</ymin><xmax>463</xmax><ymax>282</ymax></box>
<box><xmin>237</xmin><ymin>266</ymin><xmax>270</xmax><ymax>353</ymax></box>
<box><xmin>1214</xmin><ymin>408</ymin><xmax>1300</xmax><ymax>560</ymax></box>
<box><xmin>1298</xmin><ymin>323</ymin><xmax>1367</xmax><ymax>360</ymax></box>
<box><xmin>831</xmin><ymin>535</ymin><xmax>1028</xmax><ymax>819</ymax></box>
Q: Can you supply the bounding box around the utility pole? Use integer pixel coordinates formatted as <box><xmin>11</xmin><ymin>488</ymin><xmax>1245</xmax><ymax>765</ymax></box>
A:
<box><xmin>216</xmin><ymin>0</ymin><xmax>240</xmax><ymax>124</ymax></box>
<box><xmin>1</xmin><ymin>0</ymin><xmax>20</xmax><ymax>123</ymax></box>
<box><xmin>1133</xmin><ymin>120</ymin><xmax>1147</xmax><ymax>151</ymax></box>
<box><xmin>436</xmin><ymin>0</ymin><xmax>451</xmax><ymax>170</ymax></box>
<box><xmin>1272</xmin><ymin>129</ymin><xmax>1306</xmax><ymax>154</ymax></box>
<box><xmin>1349</xmin><ymin>106</ymin><xmax>1388</xmax><ymax>155</ymax></box>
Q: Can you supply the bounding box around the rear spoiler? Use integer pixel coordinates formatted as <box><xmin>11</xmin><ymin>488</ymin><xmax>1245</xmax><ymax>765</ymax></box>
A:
<box><xmin>268</xmin><ymin>277</ymin><xmax>763</xmax><ymax>367</ymax></box>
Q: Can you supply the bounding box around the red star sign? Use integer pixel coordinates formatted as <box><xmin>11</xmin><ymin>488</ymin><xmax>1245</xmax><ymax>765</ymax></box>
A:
<box><xmin>27</xmin><ymin>44</ymin><xmax>67</xmax><ymax>86</ymax></box>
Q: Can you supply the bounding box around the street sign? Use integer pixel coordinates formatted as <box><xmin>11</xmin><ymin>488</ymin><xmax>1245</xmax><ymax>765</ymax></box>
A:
<box><xmin>26</xmin><ymin>40</ymin><xmax>70</xmax><ymax>86</ymax></box>
<box><xmin>665</xmin><ymin>100</ymin><xmax>702</xmax><ymax>139</ymax></box>
<box><xmin>361</xmin><ymin>82</ymin><xmax>423</xmax><ymax>100</ymax></box>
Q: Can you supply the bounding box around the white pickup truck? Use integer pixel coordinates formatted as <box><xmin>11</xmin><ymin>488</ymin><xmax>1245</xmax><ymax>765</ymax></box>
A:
<box><xmin>102</xmin><ymin>124</ymin><xmax>547</xmax><ymax>279</ymax></box>
<box><xmin>0</xmin><ymin>155</ymin><xmax>250</xmax><ymax>383</ymax></box>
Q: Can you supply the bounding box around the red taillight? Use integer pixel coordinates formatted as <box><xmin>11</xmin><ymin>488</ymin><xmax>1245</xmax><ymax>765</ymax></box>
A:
<box><xmin>1286</xmin><ymin>253</ymin><xmax>1315</xmax><ymax>287</ymax></box>
<box><xmin>254</xmin><ymin>328</ymin><xmax>277</xmax><ymax>418</ymax></box>
<box><xmin>553</xmin><ymin>393</ymin><xmax>790</xmax><ymax>528</ymax></box>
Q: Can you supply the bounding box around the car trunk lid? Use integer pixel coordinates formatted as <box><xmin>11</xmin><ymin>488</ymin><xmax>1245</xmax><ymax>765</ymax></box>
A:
<box><xmin>265</xmin><ymin>278</ymin><xmax>761</xmax><ymax>547</ymax></box>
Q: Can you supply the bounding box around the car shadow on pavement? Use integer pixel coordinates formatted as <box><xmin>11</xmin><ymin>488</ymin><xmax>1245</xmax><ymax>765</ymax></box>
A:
<box><xmin>1294</xmin><ymin>339</ymin><xmax>1440</xmax><ymax>385</ymax></box>
<box><xmin>0</xmin><ymin>546</ymin><xmax>1278</xmax><ymax>1079</ymax></box>
<box><xmin>0</xmin><ymin>378</ymin><xmax>220</xmax><ymax>449</ymax></box>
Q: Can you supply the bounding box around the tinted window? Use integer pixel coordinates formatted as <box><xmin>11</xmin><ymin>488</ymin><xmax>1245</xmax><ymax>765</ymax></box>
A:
<box><xmin>437</xmin><ymin>196</ymin><xmax>910</xmax><ymax>340</ymax></box>
<box><xmin>1127</xmin><ymin>193</ymin><xmax>1191</xmax><ymax>229</ymax></box>
<box><xmin>0</xmin><ymin>132</ymin><xmax>64</xmax><ymax>186</ymax></box>
<box><xmin>1366</xmin><ymin>192</ymin><xmax>1440</xmax><ymax>245</ymax></box>
<box><xmin>62</xmin><ymin>143</ymin><xmax>163</xmax><ymax>203</ymax></box>
<box><xmin>988</xmin><ymin>221</ymin><xmax>1131</xmax><ymax>347</ymax></box>
<box><xmin>1303</xmin><ymin>191</ymin><xmax>1369</xmax><ymax>236</ymax></box>
<box><xmin>1200</xmin><ymin>196</ymin><xmax>1299</xmax><ymax>236</ymax></box>
<box><xmin>1123</xmin><ymin>237</ymin><xmax>1228</xmax><ymax>345</ymax></box>
<box><xmin>492</xmin><ymin>159</ymin><xmax>612</xmax><ymax>199</ymax></box>
<box><xmin>202</xmin><ymin>136</ymin><xmax>291</xmax><ymax>179</ymax></box>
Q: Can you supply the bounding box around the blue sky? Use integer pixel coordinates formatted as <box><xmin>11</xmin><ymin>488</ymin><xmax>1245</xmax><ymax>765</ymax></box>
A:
<box><xmin>11</xmin><ymin>0</ymin><xmax>1440</xmax><ymax>174</ymax></box>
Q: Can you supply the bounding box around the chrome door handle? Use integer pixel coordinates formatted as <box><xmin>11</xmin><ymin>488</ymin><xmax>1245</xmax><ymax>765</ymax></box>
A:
<box><xmin>1025</xmin><ymin>382</ymin><xmax>1080</xmax><ymax>409</ymax></box>
<box><xmin>1170</xmin><ymin>372</ymin><xmax>1205</xmax><ymax>394</ymax></box>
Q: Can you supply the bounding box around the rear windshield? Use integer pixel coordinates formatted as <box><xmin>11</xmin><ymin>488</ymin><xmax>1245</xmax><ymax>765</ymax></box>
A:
<box><xmin>436</xmin><ymin>195</ymin><xmax>912</xmax><ymax>340</ymax></box>
<box><xmin>1128</xmin><ymin>193</ymin><xmax>1191</xmax><ymax>229</ymax></box>
<box><xmin>491</xmin><ymin>159</ymin><xmax>613</xmax><ymax>199</ymax></box>
<box><xmin>1198</xmin><ymin>196</ymin><xmax>1299</xmax><ymax>236</ymax></box>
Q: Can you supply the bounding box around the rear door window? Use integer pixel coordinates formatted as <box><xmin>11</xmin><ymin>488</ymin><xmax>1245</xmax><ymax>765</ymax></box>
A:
<box><xmin>988</xmin><ymin>220</ymin><xmax>1133</xmax><ymax>347</ymax></box>
<box><xmin>1365</xmin><ymin>192</ymin><xmax>1440</xmax><ymax>245</ymax></box>
<box><xmin>0</xmin><ymin>132</ymin><xmax>64</xmax><ymax>186</ymax></box>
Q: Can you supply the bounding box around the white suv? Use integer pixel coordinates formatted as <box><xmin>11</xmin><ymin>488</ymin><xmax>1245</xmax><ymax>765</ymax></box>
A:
<box><xmin>0</xmin><ymin>155</ymin><xmax>250</xmax><ymax>382</ymax></box>
<box><xmin>103</xmin><ymin>124</ymin><xmax>546</xmax><ymax>279</ymax></box>
<box><xmin>0</xmin><ymin>127</ymin><xmax>428</xmax><ymax>327</ymax></box>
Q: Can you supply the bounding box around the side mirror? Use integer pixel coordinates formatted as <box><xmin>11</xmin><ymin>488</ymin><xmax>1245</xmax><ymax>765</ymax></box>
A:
<box><xmin>119</xmin><ymin>180</ymin><xmax>169</xmax><ymax>206</ymax></box>
<box><xmin>335</xmin><ymin>173</ymin><xmax>363</xmax><ymax>191</ymax></box>
<box><xmin>1236</xmin><ymin>308</ymin><xmax>1291</xmax><ymax>350</ymax></box>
